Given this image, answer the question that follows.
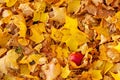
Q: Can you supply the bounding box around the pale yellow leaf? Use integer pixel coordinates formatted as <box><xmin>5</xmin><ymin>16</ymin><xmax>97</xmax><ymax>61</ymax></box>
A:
<box><xmin>103</xmin><ymin>61</ymin><xmax>113</xmax><ymax>74</ymax></box>
<box><xmin>18</xmin><ymin>38</ymin><xmax>29</xmax><ymax>46</ymax></box>
<box><xmin>90</xmin><ymin>70</ymin><xmax>102</xmax><ymax>80</ymax></box>
<box><xmin>93</xmin><ymin>60</ymin><xmax>104</xmax><ymax>70</ymax></box>
<box><xmin>45</xmin><ymin>58</ymin><xmax>61</xmax><ymax>80</ymax></box>
<box><xmin>51</xmin><ymin>6</ymin><xmax>66</xmax><ymax>23</ymax></box>
<box><xmin>0</xmin><ymin>57</ymin><xmax>7</xmax><ymax>74</ymax></box>
<box><xmin>5</xmin><ymin>49</ymin><xmax>19</xmax><ymax>69</ymax></box>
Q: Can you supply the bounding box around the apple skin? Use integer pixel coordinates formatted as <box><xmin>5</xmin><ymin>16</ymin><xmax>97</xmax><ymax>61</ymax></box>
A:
<box><xmin>69</xmin><ymin>52</ymin><xmax>84</xmax><ymax>66</ymax></box>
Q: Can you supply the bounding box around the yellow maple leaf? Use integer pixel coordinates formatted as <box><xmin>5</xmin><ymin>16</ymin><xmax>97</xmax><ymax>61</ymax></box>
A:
<box><xmin>20</xmin><ymin>64</ymin><xmax>30</xmax><ymax>75</ymax></box>
<box><xmin>3</xmin><ymin>74</ymin><xmax>16</xmax><ymax>80</ymax></box>
<box><xmin>99</xmin><ymin>44</ymin><xmax>108</xmax><ymax>60</ymax></box>
<box><xmin>12</xmin><ymin>15</ymin><xmax>27</xmax><ymax>38</ymax></box>
<box><xmin>18</xmin><ymin>38</ymin><xmax>29</xmax><ymax>46</ymax></box>
<box><xmin>61</xmin><ymin>16</ymin><xmax>88</xmax><ymax>51</ymax></box>
<box><xmin>34</xmin><ymin>1</ymin><xmax>46</xmax><ymax>11</ymax></box>
<box><xmin>33</xmin><ymin>11</ymin><xmax>41</xmax><ymax>22</ymax></box>
<box><xmin>33</xmin><ymin>11</ymin><xmax>48</xmax><ymax>22</ymax></box>
<box><xmin>20</xmin><ymin>64</ymin><xmax>39</xmax><ymax>79</ymax></box>
<box><xmin>33</xmin><ymin>1</ymin><xmax>48</xmax><ymax>22</ymax></box>
<box><xmin>0</xmin><ymin>32</ymin><xmax>11</xmax><ymax>47</ymax></box>
<box><xmin>61</xmin><ymin>64</ymin><xmax>71</xmax><ymax>78</ymax></box>
<box><xmin>65</xmin><ymin>36</ymin><xmax>79</xmax><ymax>51</ymax></box>
<box><xmin>56</xmin><ymin>46</ymin><xmax>63</xmax><ymax>59</ymax></box>
<box><xmin>94</xmin><ymin>20</ymin><xmax>110</xmax><ymax>40</ymax></box>
<box><xmin>30</xmin><ymin>24</ymin><xmax>45</xmax><ymax>43</ymax></box>
<box><xmin>110</xmin><ymin>72</ymin><xmax>120</xmax><ymax>80</ymax></box>
<box><xmin>40</xmin><ymin>12</ymin><xmax>49</xmax><ymax>23</ymax></box>
<box><xmin>34</xmin><ymin>43</ymin><xmax>42</xmax><ymax>53</ymax></box>
<box><xmin>90</xmin><ymin>70</ymin><xmax>102</xmax><ymax>80</ymax></box>
<box><xmin>27</xmin><ymin>53</ymin><xmax>41</xmax><ymax>63</ymax></box>
<box><xmin>63</xmin><ymin>15</ymin><xmax>78</xmax><ymax>30</ymax></box>
<box><xmin>114</xmin><ymin>42</ymin><xmax>120</xmax><ymax>53</ymax></box>
<box><xmin>93</xmin><ymin>60</ymin><xmax>113</xmax><ymax>74</ymax></box>
<box><xmin>56</xmin><ymin>46</ymin><xmax>69</xmax><ymax>59</ymax></box>
<box><xmin>67</xmin><ymin>0</ymin><xmax>81</xmax><ymax>13</ymax></box>
<box><xmin>102</xmin><ymin>61</ymin><xmax>113</xmax><ymax>74</ymax></box>
<box><xmin>115</xmin><ymin>21</ymin><xmax>120</xmax><ymax>31</ymax></box>
<box><xmin>5</xmin><ymin>0</ymin><xmax>17</xmax><ymax>7</ymax></box>
<box><xmin>115</xmin><ymin>11</ymin><xmax>120</xmax><ymax>20</ymax></box>
<box><xmin>20</xmin><ymin>53</ymin><xmax>41</xmax><ymax>72</ymax></box>
<box><xmin>51</xmin><ymin>27</ymin><xmax>63</xmax><ymax>42</ymax></box>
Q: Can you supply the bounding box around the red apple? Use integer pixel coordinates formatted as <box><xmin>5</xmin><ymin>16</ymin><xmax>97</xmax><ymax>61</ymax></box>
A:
<box><xmin>69</xmin><ymin>52</ymin><xmax>84</xmax><ymax>66</ymax></box>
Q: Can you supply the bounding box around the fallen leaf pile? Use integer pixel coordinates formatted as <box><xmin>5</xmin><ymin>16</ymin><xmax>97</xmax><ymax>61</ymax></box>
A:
<box><xmin>0</xmin><ymin>0</ymin><xmax>120</xmax><ymax>80</ymax></box>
